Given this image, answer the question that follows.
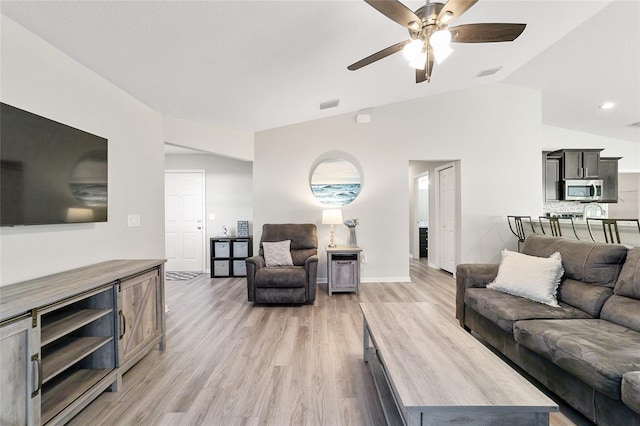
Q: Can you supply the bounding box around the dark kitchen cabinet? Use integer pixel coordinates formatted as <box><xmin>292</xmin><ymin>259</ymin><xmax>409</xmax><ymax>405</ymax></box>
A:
<box><xmin>419</xmin><ymin>227</ymin><xmax>428</xmax><ymax>258</ymax></box>
<box><xmin>553</xmin><ymin>149</ymin><xmax>602</xmax><ymax>179</ymax></box>
<box><xmin>600</xmin><ymin>157</ymin><xmax>621</xmax><ymax>203</ymax></box>
<box><xmin>544</xmin><ymin>154</ymin><xmax>561</xmax><ymax>201</ymax></box>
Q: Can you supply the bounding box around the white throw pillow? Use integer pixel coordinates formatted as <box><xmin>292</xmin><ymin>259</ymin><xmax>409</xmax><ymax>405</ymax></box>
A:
<box><xmin>487</xmin><ymin>250</ymin><xmax>564</xmax><ymax>307</ymax></box>
<box><xmin>263</xmin><ymin>240</ymin><xmax>294</xmax><ymax>267</ymax></box>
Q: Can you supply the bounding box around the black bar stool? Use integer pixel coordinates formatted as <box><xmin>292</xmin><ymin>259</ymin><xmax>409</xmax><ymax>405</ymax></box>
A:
<box><xmin>587</xmin><ymin>218</ymin><xmax>640</xmax><ymax>244</ymax></box>
<box><xmin>539</xmin><ymin>216</ymin><xmax>579</xmax><ymax>240</ymax></box>
<box><xmin>507</xmin><ymin>216</ymin><xmax>536</xmax><ymax>251</ymax></box>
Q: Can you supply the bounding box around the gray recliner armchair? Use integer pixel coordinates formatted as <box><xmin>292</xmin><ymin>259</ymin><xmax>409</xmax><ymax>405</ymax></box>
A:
<box><xmin>246</xmin><ymin>223</ymin><xmax>318</xmax><ymax>304</ymax></box>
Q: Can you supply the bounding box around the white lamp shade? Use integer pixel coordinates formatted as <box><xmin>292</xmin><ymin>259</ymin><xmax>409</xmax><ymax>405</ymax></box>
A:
<box><xmin>402</xmin><ymin>39</ymin><xmax>424</xmax><ymax>61</ymax></box>
<box><xmin>429</xmin><ymin>29</ymin><xmax>452</xmax><ymax>49</ymax></box>
<box><xmin>322</xmin><ymin>209</ymin><xmax>343</xmax><ymax>225</ymax></box>
<box><xmin>409</xmin><ymin>51</ymin><xmax>427</xmax><ymax>69</ymax></box>
<box><xmin>432</xmin><ymin>45</ymin><xmax>453</xmax><ymax>64</ymax></box>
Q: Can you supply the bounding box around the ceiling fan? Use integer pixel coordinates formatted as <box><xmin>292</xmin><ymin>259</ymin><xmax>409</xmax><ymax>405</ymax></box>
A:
<box><xmin>347</xmin><ymin>0</ymin><xmax>526</xmax><ymax>83</ymax></box>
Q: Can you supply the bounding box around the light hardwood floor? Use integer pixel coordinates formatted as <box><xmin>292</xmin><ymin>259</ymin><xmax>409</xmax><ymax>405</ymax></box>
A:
<box><xmin>69</xmin><ymin>260</ymin><xmax>587</xmax><ymax>425</ymax></box>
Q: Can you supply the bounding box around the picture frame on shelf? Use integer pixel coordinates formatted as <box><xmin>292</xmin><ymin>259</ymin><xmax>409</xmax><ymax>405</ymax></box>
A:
<box><xmin>237</xmin><ymin>220</ymin><xmax>249</xmax><ymax>238</ymax></box>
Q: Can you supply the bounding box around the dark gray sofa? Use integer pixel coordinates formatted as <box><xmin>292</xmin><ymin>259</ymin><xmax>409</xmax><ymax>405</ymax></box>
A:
<box><xmin>456</xmin><ymin>234</ymin><xmax>640</xmax><ymax>425</ymax></box>
<box><xmin>246</xmin><ymin>223</ymin><xmax>318</xmax><ymax>304</ymax></box>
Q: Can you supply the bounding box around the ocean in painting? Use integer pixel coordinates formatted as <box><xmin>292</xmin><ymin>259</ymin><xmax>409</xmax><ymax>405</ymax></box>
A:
<box><xmin>311</xmin><ymin>183</ymin><xmax>360</xmax><ymax>206</ymax></box>
<box><xmin>70</xmin><ymin>183</ymin><xmax>108</xmax><ymax>207</ymax></box>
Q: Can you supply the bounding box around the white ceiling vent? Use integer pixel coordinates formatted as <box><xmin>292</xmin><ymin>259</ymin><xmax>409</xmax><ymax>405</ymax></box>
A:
<box><xmin>476</xmin><ymin>66</ymin><xmax>503</xmax><ymax>78</ymax></box>
<box><xmin>628</xmin><ymin>121</ymin><xmax>640</xmax><ymax>128</ymax></box>
<box><xmin>320</xmin><ymin>99</ymin><xmax>340</xmax><ymax>110</ymax></box>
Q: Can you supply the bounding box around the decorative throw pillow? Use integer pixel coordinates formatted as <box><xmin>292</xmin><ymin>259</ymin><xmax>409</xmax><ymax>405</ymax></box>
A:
<box><xmin>263</xmin><ymin>240</ymin><xmax>294</xmax><ymax>267</ymax></box>
<box><xmin>487</xmin><ymin>249</ymin><xmax>564</xmax><ymax>307</ymax></box>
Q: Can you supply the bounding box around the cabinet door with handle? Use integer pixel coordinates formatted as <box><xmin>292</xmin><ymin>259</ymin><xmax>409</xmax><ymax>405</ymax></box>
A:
<box><xmin>0</xmin><ymin>314</ymin><xmax>41</xmax><ymax>426</ymax></box>
<box><xmin>118</xmin><ymin>269</ymin><xmax>162</xmax><ymax>370</ymax></box>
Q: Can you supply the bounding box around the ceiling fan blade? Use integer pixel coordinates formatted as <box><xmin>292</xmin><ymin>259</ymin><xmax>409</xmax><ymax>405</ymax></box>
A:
<box><xmin>437</xmin><ymin>0</ymin><xmax>478</xmax><ymax>24</ymax></box>
<box><xmin>348</xmin><ymin>40</ymin><xmax>410</xmax><ymax>71</ymax></box>
<box><xmin>450</xmin><ymin>23</ymin><xmax>526</xmax><ymax>43</ymax></box>
<box><xmin>415</xmin><ymin>45</ymin><xmax>434</xmax><ymax>84</ymax></box>
<box><xmin>365</xmin><ymin>0</ymin><xmax>422</xmax><ymax>30</ymax></box>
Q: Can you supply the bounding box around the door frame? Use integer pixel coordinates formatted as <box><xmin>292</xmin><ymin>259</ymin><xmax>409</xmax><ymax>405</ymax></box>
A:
<box><xmin>164</xmin><ymin>169</ymin><xmax>206</xmax><ymax>273</ymax></box>
<box><xmin>412</xmin><ymin>171</ymin><xmax>429</xmax><ymax>260</ymax></box>
<box><xmin>434</xmin><ymin>162</ymin><xmax>459</xmax><ymax>275</ymax></box>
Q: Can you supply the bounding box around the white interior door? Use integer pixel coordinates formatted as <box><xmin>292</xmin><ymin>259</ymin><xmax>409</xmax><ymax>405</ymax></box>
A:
<box><xmin>165</xmin><ymin>171</ymin><xmax>205</xmax><ymax>272</ymax></box>
<box><xmin>439</xmin><ymin>165</ymin><xmax>456</xmax><ymax>273</ymax></box>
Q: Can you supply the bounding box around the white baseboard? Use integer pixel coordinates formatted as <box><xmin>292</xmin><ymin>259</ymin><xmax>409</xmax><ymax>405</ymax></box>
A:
<box><xmin>318</xmin><ymin>277</ymin><xmax>412</xmax><ymax>283</ymax></box>
<box><xmin>361</xmin><ymin>277</ymin><xmax>412</xmax><ymax>283</ymax></box>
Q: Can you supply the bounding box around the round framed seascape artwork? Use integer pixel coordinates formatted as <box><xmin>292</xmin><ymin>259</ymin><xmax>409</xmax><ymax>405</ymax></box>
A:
<box><xmin>310</xmin><ymin>158</ymin><xmax>361</xmax><ymax>206</ymax></box>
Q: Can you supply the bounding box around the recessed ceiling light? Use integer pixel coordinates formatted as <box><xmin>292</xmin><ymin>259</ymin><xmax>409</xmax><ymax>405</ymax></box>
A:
<box><xmin>599</xmin><ymin>102</ymin><xmax>616</xmax><ymax>110</ymax></box>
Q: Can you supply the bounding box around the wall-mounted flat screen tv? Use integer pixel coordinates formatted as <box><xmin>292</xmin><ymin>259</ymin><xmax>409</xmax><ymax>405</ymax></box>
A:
<box><xmin>1</xmin><ymin>103</ymin><xmax>108</xmax><ymax>226</ymax></box>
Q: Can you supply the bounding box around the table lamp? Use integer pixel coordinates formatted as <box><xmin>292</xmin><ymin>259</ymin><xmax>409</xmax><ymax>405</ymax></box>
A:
<box><xmin>322</xmin><ymin>209</ymin><xmax>343</xmax><ymax>248</ymax></box>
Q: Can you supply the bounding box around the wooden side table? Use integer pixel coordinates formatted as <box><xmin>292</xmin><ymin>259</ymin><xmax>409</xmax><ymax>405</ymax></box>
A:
<box><xmin>326</xmin><ymin>246</ymin><xmax>362</xmax><ymax>296</ymax></box>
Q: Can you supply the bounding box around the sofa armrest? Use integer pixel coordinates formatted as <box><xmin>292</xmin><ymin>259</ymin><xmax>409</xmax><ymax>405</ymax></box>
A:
<box><xmin>245</xmin><ymin>255</ymin><xmax>265</xmax><ymax>302</ymax></box>
<box><xmin>305</xmin><ymin>255</ymin><xmax>319</xmax><ymax>304</ymax></box>
<box><xmin>622</xmin><ymin>371</ymin><xmax>640</xmax><ymax>415</ymax></box>
<box><xmin>455</xmin><ymin>263</ymin><xmax>499</xmax><ymax>328</ymax></box>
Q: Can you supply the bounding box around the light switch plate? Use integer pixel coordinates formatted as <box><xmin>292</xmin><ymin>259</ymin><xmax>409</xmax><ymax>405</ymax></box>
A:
<box><xmin>127</xmin><ymin>214</ymin><xmax>141</xmax><ymax>227</ymax></box>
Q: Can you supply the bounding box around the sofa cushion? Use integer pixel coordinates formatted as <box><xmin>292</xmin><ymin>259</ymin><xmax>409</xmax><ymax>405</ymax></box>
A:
<box><xmin>622</xmin><ymin>371</ymin><xmax>640</xmax><ymax>414</ymax></box>
<box><xmin>514</xmin><ymin>319</ymin><xmax>640</xmax><ymax>400</ymax></box>
<box><xmin>521</xmin><ymin>235</ymin><xmax>626</xmax><ymax>287</ymax></box>
<box><xmin>601</xmin><ymin>295</ymin><xmax>640</xmax><ymax>333</ymax></box>
<box><xmin>614</xmin><ymin>248</ymin><xmax>640</xmax><ymax>299</ymax></box>
<box><xmin>558</xmin><ymin>279</ymin><xmax>613</xmax><ymax>317</ymax></box>
<box><xmin>464</xmin><ymin>288</ymin><xmax>591</xmax><ymax>333</ymax></box>
<box><xmin>487</xmin><ymin>250</ymin><xmax>563</xmax><ymax>307</ymax></box>
<box><xmin>255</xmin><ymin>266</ymin><xmax>306</xmax><ymax>288</ymax></box>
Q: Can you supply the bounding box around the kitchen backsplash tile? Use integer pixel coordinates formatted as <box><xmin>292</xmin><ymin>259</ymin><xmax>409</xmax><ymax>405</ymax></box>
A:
<box><xmin>543</xmin><ymin>201</ymin><xmax>608</xmax><ymax>217</ymax></box>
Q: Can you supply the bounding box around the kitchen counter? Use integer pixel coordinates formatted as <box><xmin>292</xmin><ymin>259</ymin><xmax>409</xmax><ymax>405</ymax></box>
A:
<box><xmin>539</xmin><ymin>216</ymin><xmax>640</xmax><ymax>247</ymax></box>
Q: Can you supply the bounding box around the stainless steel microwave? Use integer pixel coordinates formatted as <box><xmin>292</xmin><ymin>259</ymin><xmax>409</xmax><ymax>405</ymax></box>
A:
<box><xmin>564</xmin><ymin>179</ymin><xmax>603</xmax><ymax>201</ymax></box>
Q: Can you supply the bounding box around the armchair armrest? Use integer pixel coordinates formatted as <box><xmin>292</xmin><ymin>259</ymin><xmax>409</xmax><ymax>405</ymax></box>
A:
<box><xmin>455</xmin><ymin>263</ymin><xmax>499</xmax><ymax>328</ymax></box>
<box><xmin>305</xmin><ymin>254</ymin><xmax>319</xmax><ymax>304</ymax></box>
<box><xmin>245</xmin><ymin>255</ymin><xmax>265</xmax><ymax>302</ymax></box>
<box><xmin>246</xmin><ymin>255</ymin><xmax>265</xmax><ymax>270</ymax></box>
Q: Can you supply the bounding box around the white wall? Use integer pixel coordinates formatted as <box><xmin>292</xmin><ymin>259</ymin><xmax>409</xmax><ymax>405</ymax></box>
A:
<box><xmin>164</xmin><ymin>116</ymin><xmax>254</xmax><ymax>161</ymax></box>
<box><xmin>164</xmin><ymin>153</ymin><xmax>253</xmax><ymax>267</ymax></box>
<box><xmin>254</xmin><ymin>83</ymin><xmax>542</xmax><ymax>281</ymax></box>
<box><xmin>1</xmin><ymin>16</ymin><xmax>165</xmax><ymax>285</ymax></box>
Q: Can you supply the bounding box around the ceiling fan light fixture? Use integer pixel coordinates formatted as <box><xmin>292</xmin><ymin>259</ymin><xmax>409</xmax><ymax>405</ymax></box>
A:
<box><xmin>441</xmin><ymin>11</ymin><xmax>454</xmax><ymax>23</ymax></box>
<box><xmin>403</xmin><ymin>39</ymin><xmax>424</xmax><ymax>61</ymax></box>
<box><xmin>429</xmin><ymin>29</ymin><xmax>452</xmax><ymax>50</ymax></box>
<box><xmin>433</xmin><ymin>45</ymin><xmax>453</xmax><ymax>64</ymax></box>
<box><xmin>409</xmin><ymin>51</ymin><xmax>427</xmax><ymax>69</ymax></box>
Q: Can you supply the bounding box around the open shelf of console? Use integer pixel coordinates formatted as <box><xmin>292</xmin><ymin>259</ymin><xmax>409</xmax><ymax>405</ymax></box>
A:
<box><xmin>0</xmin><ymin>259</ymin><xmax>166</xmax><ymax>426</ymax></box>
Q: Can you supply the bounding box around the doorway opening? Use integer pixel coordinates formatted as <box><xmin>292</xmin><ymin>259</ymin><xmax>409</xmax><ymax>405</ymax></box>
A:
<box><xmin>409</xmin><ymin>160</ymin><xmax>460</xmax><ymax>274</ymax></box>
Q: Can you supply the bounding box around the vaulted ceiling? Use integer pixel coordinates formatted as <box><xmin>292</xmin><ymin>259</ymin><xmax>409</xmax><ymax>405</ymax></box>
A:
<box><xmin>1</xmin><ymin>1</ymin><xmax>638</xmax><ymax>143</ymax></box>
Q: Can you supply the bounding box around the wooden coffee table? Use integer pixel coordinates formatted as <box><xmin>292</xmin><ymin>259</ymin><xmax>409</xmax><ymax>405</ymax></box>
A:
<box><xmin>360</xmin><ymin>302</ymin><xmax>558</xmax><ymax>425</ymax></box>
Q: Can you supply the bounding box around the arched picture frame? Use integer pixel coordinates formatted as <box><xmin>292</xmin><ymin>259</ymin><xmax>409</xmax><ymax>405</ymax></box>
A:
<box><xmin>310</xmin><ymin>158</ymin><xmax>361</xmax><ymax>206</ymax></box>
